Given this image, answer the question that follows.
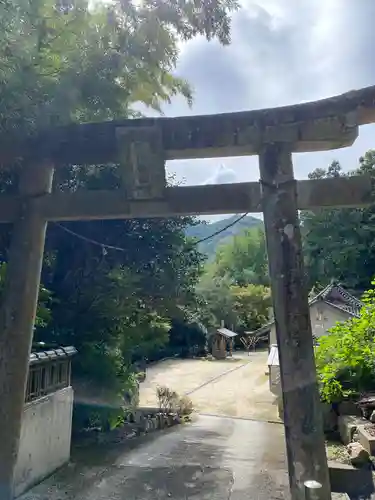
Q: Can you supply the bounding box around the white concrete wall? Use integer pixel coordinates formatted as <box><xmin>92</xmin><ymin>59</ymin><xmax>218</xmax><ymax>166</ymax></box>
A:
<box><xmin>309</xmin><ymin>301</ymin><xmax>350</xmax><ymax>338</ymax></box>
<box><xmin>14</xmin><ymin>387</ymin><xmax>74</xmax><ymax>497</ymax></box>
<box><xmin>269</xmin><ymin>301</ymin><xmax>350</xmax><ymax>345</ymax></box>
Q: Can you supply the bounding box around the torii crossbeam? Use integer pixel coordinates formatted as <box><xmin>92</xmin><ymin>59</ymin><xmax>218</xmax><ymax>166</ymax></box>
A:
<box><xmin>1</xmin><ymin>85</ymin><xmax>375</xmax><ymax>500</ymax></box>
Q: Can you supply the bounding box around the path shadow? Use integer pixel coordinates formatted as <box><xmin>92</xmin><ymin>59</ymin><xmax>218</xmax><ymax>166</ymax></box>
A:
<box><xmin>21</xmin><ymin>426</ymin><xmax>234</xmax><ymax>499</ymax></box>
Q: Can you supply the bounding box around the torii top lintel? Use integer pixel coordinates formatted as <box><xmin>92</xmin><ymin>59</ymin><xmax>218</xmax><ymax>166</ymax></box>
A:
<box><xmin>4</xmin><ymin>85</ymin><xmax>375</xmax><ymax>166</ymax></box>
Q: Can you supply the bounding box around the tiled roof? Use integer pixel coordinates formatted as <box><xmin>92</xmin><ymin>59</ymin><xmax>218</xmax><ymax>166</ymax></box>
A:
<box><xmin>311</xmin><ymin>282</ymin><xmax>363</xmax><ymax>317</ymax></box>
<box><xmin>29</xmin><ymin>345</ymin><xmax>77</xmax><ymax>366</ymax></box>
<box><xmin>252</xmin><ymin>282</ymin><xmax>364</xmax><ymax>335</ymax></box>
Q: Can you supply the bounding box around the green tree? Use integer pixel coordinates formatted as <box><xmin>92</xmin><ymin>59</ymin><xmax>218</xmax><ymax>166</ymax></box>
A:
<box><xmin>196</xmin><ymin>273</ymin><xmax>271</xmax><ymax>334</ymax></box>
<box><xmin>315</xmin><ymin>282</ymin><xmax>375</xmax><ymax>403</ymax></box>
<box><xmin>213</xmin><ymin>227</ymin><xmax>269</xmax><ymax>286</ymax></box>
<box><xmin>196</xmin><ymin>273</ymin><xmax>237</xmax><ymax>328</ymax></box>
<box><xmin>231</xmin><ymin>284</ymin><xmax>271</xmax><ymax>333</ymax></box>
<box><xmin>195</xmin><ymin>226</ymin><xmax>270</xmax><ymax>335</ymax></box>
<box><xmin>38</xmin><ymin>214</ymin><xmax>205</xmax><ymax>390</ymax></box>
<box><xmin>168</xmin><ymin>319</ymin><xmax>208</xmax><ymax>358</ymax></box>
<box><xmin>0</xmin><ymin>0</ymin><xmax>238</xmax><ymax>140</ymax></box>
<box><xmin>302</xmin><ymin>152</ymin><xmax>375</xmax><ymax>291</ymax></box>
<box><xmin>0</xmin><ymin>0</ymin><xmax>239</xmax><ymax>395</ymax></box>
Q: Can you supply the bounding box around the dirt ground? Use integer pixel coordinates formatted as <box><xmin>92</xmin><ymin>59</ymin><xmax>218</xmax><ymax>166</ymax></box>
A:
<box><xmin>139</xmin><ymin>350</ymin><xmax>280</xmax><ymax>422</ymax></box>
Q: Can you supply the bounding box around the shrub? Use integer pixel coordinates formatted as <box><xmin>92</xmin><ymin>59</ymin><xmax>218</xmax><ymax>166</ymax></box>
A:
<box><xmin>315</xmin><ymin>282</ymin><xmax>375</xmax><ymax>403</ymax></box>
<box><xmin>156</xmin><ymin>386</ymin><xmax>194</xmax><ymax>417</ymax></box>
<box><xmin>177</xmin><ymin>396</ymin><xmax>194</xmax><ymax>416</ymax></box>
<box><xmin>156</xmin><ymin>386</ymin><xmax>179</xmax><ymax>413</ymax></box>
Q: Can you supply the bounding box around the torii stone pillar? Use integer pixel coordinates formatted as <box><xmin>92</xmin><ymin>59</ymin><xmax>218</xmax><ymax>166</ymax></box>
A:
<box><xmin>259</xmin><ymin>144</ymin><xmax>330</xmax><ymax>499</ymax></box>
<box><xmin>0</xmin><ymin>85</ymin><xmax>373</xmax><ymax>499</ymax></box>
<box><xmin>0</xmin><ymin>163</ymin><xmax>54</xmax><ymax>500</ymax></box>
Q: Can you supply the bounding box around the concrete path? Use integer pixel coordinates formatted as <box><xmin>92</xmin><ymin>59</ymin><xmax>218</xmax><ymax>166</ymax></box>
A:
<box><xmin>21</xmin><ymin>415</ymin><xmax>289</xmax><ymax>500</ymax></box>
<box><xmin>21</xmin><ymin>352</ymin><xmax>289</xmax><ymax>499</ymax></box>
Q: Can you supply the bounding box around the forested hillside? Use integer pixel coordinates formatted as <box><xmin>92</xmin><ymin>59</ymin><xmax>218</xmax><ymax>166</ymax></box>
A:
<box><xmin>187</xmin><ymin>215</ymin><xmax>262</xmax><ymax>257</ymax></box>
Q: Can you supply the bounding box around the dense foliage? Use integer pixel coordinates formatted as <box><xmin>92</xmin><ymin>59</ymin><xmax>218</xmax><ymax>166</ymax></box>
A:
<box><xmin>0</xmin><ymin>0</ymin><xmax>239</xmax><ymax>400</ymax></box>
<box><xmin>187</xmin><ymin>215</ymin><xmax>261</xmax><ymax>258</ymax></box>
<box><xmin>302</xmin><ymin>151</ymin><xmax>375</xmax><ymax>291</ymax></box>
<box><xmin>211</xmin><ymin>227</ymin><xmax>269</xmax><ymax>286</ymax></box>
<box><xmin>196</xmin><ymin>236</ymin><xmax>271</xmax><ymax>334</ymax></box>
<box><xmin>0</xmin><ymin>262</ymin><xmax>52</xmax><ymax>329</ymax></box>
<box><xmin>4</xmin><ymin>0</ymin><xmax>375</xmax><ymax>416</ymax></box>
<box><xmin>315</xmin><ymin>283</ymin><xmax>375</xmax><ymax>403</ymax></box>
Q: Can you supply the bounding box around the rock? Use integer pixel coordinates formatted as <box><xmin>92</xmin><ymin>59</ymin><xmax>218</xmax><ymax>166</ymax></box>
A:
<box><xmin>370</xmin><ymin>410</ymin><xmax>375</xmax><ymax>423</ymax></box>
<box><xmin>357</xmin><ymin>395</ymin><xmax>375</xmax><ymax>419</ymax></box>
<box><xmin>338</xmin><ymin>415</ymin><xmax>365</xmax><ymax>444</ymax></box>
<box><xmin>151</xmin><ymin>416</ymin><xmax>158</xmax><ymax>430</ymax></box>
<box><xmin>347</xmin><ymin>442</ymin><xmax>370</xmax><ymax>466</ymax></box>
<box><xmin>157</xmin><ymin>413</ymin><xmax>165</xmax><ymax>429</ymax></box>
<box><xmin>133</xmin><ymin>410</ymin><xmax>143</xmax><ymax>424</ymax></box>
<box><xmin>167</xmin><ymin>414</ymin><xmax>175</xmax><ymax>427</ymax></box>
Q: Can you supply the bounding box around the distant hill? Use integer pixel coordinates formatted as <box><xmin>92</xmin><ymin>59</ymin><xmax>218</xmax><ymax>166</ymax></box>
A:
<box><xmin>186</xmin><ymin>215</ymin><xmax>262</xmax><ymax>258</ymax></box>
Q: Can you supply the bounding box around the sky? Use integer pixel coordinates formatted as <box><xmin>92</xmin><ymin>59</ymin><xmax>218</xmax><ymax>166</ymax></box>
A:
<box><xmin>158</xmin><ymin>0</ymin><xmax>375</xmax><ymax>218</ymax></box>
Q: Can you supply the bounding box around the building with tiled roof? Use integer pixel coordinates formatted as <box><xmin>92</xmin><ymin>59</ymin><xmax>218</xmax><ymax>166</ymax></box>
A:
<box><xmin>252</xmin><ymin>282</ymin><xmax>364</xmax><ymax>396</ymax></box>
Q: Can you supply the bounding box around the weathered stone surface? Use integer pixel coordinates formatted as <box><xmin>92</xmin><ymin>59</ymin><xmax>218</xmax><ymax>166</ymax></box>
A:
<box><xmin>357</xmin><ymin>425</ymin><xmax>375</xmax><ymax>455</ymax></box>
<box><xmin>322</xmin><ymin>403</ymin><xmax>338</xmax><ymax>434</ymax></box>
<box><xmin>17</xmin><ymin>84</ymin><xmax>375</xmax><ymax>167</ymax></box>
<box><xmin>116</xmin><ymin>125</ymin><xmax>166</xmax><ymax>200</ymax></box>
<box><xmin>347</xmin><ymin>442</ymin><xmax>370</xmax><ymax>466</ymax></box>
<box><xmin>338</xmin><ymin>415</ymin><xmax>365</xmax><ymax>445</ymax></box>
<box><xmin>329</xmin><ymin>461</ymin><xmax>375</xmax><ymax>497</ymax></box>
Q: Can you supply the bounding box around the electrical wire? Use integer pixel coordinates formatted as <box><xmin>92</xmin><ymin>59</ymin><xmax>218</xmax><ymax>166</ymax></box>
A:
<box><xmin>192</xmin><ymin>213</ymin><xmax>249</xmax><ymax>244</ymax></box>
<box><xmin>53</xmin><ymin>212</ymin><xmax>250</xmax><ymax>253</ymax></box>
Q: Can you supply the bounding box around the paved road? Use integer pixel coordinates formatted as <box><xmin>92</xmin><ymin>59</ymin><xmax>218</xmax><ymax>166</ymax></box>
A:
<box><xmin>22</xmin><ymin>352</ymin><xmax>288</xmax><ymax>499</ymax></box>
<box><xmin>22</xmin><ymin>415</ymin><xmax>289</xmax><ymax>500</ymax></box>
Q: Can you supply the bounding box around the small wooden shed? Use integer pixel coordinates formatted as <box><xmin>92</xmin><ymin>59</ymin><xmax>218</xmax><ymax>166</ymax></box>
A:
<box><xmin>211</xmin><ymin>327</ymin><xmax>237</xmax><ymax>359</ymax></box>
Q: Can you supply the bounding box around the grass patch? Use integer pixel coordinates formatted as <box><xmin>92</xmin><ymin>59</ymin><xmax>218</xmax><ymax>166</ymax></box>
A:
<box><xmin>326</xmin><ymin>440</ymin><xmax>351</xmax><ymax>465</ymax></box>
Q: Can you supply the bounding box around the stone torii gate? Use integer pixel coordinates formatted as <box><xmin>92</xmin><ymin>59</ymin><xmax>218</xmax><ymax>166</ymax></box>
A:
<box><xmin>0</xmin><ymin>86</ymin><xmax>375</xmax><ymax>500</ymax></box>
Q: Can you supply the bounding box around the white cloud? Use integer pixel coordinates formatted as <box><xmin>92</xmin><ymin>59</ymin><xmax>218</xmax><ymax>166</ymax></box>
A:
<box><xmin>202</xmin><ymin>164</ymin><xmax>238</xmax><ymax>185</ymax></box>
<box><xmin>162</xmin><ymin>0</ymin><xmax>375</xmax><ymax>189</ymax></box>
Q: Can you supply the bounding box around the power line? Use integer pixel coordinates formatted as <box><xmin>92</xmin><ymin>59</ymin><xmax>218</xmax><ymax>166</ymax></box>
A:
<box><xmin>193</xmin><ymin>213</ymin><xmax>249</xmax><ymax>244</ymax></box>
<box><xmin>53</xmin><ymin>212</ymin><xmax>249</xmax><ymax>253</ymax></box>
